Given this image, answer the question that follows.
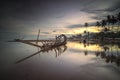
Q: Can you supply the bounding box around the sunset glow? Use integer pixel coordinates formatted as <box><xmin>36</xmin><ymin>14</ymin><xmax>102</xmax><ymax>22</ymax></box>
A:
<box><xmin>67</xmin><ymin>42</ymin><xmax>103</xmax><ymax>52</ymax></box>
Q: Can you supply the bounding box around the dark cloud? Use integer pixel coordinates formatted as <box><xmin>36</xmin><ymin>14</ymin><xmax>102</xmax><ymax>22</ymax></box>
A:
<box><xmin>66</xmin><ymin>22</ymin><xmax>96</xmax><ymax>29</ymax></box>
<box><xmin>90</xmin><ymin>16</ymin><xmax>104</xmax><ymax>21</ymax></box>
<box><xmin>0</xmin><ymin>0</ymin><xmax>120</xmax><ymax>40</ymax></box>
<box><xmin>41</xmin><ymin>32</ymin><xmax>50</xmax><ymax>34</ymax></box>
<box><xmin>1</xmin><ymin>0</ymin><xmax>120</xmax><ymax>24</ymax></box>
<box><xmin>80</xmin><ymin>0</ymin><xmax>120</xmax><ymax>20</ymax></box>
<box><xmin>66</xmin><ymin>24</ymin><xmax>83</xmax><ymax>29</ymax></box>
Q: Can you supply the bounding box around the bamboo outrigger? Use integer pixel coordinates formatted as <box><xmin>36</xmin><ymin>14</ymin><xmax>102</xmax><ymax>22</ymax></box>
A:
<box><xmin>9</xmin><ymin>34</ymin><xmax>67</xmax><ymax>48</ymax></box>
<box><xmin>8</xmin><ymin>29</ymin><xmax>67</xmax><ymax>48</ymax></box>
<box><xmin>8</xmin><ymin>30</ymin><xmax>68</xmax><ymax>63</ymax></box>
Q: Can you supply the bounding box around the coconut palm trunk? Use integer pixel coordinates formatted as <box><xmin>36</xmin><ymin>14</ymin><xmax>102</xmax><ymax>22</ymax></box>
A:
<box><xmin>117</xmin><ymin>12</ymin><xmax>120</xmax><ymax>32</ymax></box>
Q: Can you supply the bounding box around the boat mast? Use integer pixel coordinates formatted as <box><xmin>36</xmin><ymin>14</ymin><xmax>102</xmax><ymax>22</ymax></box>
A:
<box><xmin>36</xmin><ymin>29</ymin><xmax>40</xmax><ymax>44</ymax></box>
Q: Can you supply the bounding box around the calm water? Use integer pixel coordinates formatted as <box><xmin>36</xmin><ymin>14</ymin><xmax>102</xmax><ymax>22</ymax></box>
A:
<box><xmin>0</xmin><ymin>41</ymin><xmax>120</xmax><ymax>80</ymax></box>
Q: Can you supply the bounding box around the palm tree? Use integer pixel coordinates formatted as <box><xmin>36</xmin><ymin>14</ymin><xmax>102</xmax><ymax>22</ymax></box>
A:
<box><xmin>84</xmin><ymin>22</ymin><xmax>89</xmax><ymax>40</ymax></box>
<box><xmin>101</xmin><ymin>20</ymin><xmax>106</xmax><ymax>27</ymax></box>
<box><xmin>101</xmin><ymin>19</ymin><xmax>108</xmax><ymax>32</ymax></box>
<box><xmin>111</xmin><ymin>15</ymin><xmax>117</xmax><ymax>30</ymax></box>
<box><xmin>84</xmin><ymin>22</ymin><xmax>88</xmax><ymax>32</ymax></box>
<box><xmin>106</xmin><ymin>15</ymin><xmax>112</xmax><ymax>30</ymax></box>
<box><xmin>96</xmin><ymin>21</ymin><xmax>101</xmax><ymax>31</ymax></box>
<box><xmin>117</xmin><ymin>12</ymin><xmax>120</xmax><ymax>31</ymax></box>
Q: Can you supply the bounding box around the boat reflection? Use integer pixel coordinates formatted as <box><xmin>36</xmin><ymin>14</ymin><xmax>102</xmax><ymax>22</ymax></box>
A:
<box><xmin>16</xmin><ymin>44</ymin><xmax>67</xmax><ymax>64</ymax></box>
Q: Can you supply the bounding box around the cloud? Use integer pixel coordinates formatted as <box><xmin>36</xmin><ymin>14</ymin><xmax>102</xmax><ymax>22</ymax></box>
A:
<box><xmin>66</xmin><ymin>22</ymin><xmax>96</xmax><ymax>29</ymax></box>
<box><xmin>41</xmin><ymin>32</ymin><xmax>50</xmax><ymax>35</ymax></box>
<box><xmin>80</xmin><ymin>0</ymin><xmax>120</xmax><ymax>20</ymax></box>
<box><xmin>0</xmin><ymin>0</ymin><xmax>120</xmax><ymax>38</ymax></box>
<box><xmin>90</xmin><ymin>16</ymin><xmax>104</xmax><ymax>21</ymax></box>
<box><xmin>66</xmin><ymin>24</ymin><xmax>83</xmax><ymax>29</ymax></box>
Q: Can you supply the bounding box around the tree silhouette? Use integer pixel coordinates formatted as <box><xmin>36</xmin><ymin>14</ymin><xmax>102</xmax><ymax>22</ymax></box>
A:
<box><xmin>106</xmin><ymin>15</ymin><xmax>112</xmax><ymax>30</ymax></box>
<box><xmin>101</xmin><ymin>20</ymin><xmax>107</xmax><ymax>29</ymax></box>
<box><xmin>96</xmin><ymin>21</ymin><xmax>101</xmax><ymax>31</ymax></box>
<box><xmin>84</xmin><ymin>22</ymin><xmax>89</xmax><ymax>40</ymax></box>
<box><xmin>84</xmin><ymin>22</ymin><xmax>88</xmax><ymax>32</ymax></box>
<box><xmin>111</xmin><ymin>15</ymin><xmax>117</xmax><ymax>30</ymax></box>
<box><xmin>117</xmin><ymin>12</ymin><xmax>120</xmax><ymax>31</ymax></box>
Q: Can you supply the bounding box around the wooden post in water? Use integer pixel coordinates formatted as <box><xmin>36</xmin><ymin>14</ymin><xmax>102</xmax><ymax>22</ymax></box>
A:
<box><xmin>36</xmin><ymin>29</ymin><xmax>40</xmax><ymax>44</ymax></box>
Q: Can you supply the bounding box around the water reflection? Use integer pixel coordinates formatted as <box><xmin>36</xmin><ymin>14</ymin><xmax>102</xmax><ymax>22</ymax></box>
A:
<box><xmin>15</xmin><ymin>41</ymin><xmax>120</xmax><ymax>67</ymax></box>
<box><xmin>2</xmin><ymin>41</ymin><xmax>120</xmax><ymax>80</ymax></box>
<box><xmin>95</xmin><ymin>51</ymin><xmax>120</xmax><ymax>66</ymax></box>
<box><xmin>96</xmin><ymin>44</ymin><xmax>120</xmax><ymax>66</ymax></box>
<box><xmin>16</xmin><ymin>44</ymin><xmax>67</xmax><ymax>63</ymax></box>
<box><xmin>82</xmin><ymin>42</ymin><xmax>120</xmax><ymax>67</ymax></box>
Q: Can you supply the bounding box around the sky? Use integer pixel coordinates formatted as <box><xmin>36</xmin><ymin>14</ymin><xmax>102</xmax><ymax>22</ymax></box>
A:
<box><xmin>0</xmin><ymin>0</ymin><xmax>120</xmax><ymax>40</ymax></box>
